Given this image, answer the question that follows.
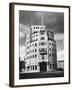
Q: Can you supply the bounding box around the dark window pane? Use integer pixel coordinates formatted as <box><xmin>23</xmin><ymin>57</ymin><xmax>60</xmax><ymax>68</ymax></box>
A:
<box><xmin>40</xmin><ymin>30</ymin><xmax>45</xmax><ymax>35</ymax></box>
<box><xmin>35</xmin><ymin>49</ymin><xmax>37</xmax><ymax>52</ymax></box>
<box><xmin>49</xmin><ymin>53</ymin><xmax>51</xmax><ymax>56</ymax></box>
<box><xmin>40</xmin><ymin>37</ymin><xmax>45</xmax><ymax>40</ymax></box>
<box><xmin>35</xmin><ymin>65</ymin><xmax>37</xmax><ymax>70</ymax></box>
<box><xmin>35</xmin><ymin>43</ymin><xmax>37</xmax><ymax>46</ymax></box>
<box><xmin>35</xmin><ymin>54</ymin><xmax>37</xmax><ymax>58</ymax></box>
<box><xmin>33</xmin><ymin>66</ymin><xmax>34</xmax><ymax>70</ymax></box>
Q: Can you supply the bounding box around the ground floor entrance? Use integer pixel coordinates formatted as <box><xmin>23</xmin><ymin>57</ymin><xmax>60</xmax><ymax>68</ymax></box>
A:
<box><xmin>39</xmin><ymin>62</ymin><xmax>47</xmax><ymax>72</ymax></box>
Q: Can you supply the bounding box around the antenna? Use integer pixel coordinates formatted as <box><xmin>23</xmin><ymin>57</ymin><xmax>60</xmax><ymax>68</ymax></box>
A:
<box><xmin>41</xmin><ymin>13</ymin><xmax>43</xmax><ymax>25</ymax></box>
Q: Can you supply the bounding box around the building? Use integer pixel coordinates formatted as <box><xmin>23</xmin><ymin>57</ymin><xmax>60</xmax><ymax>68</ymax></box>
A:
<box><xmin>19</xmin><ymin>57</ymin><xmax>25</xmax><ymax>72</ymax></box>
<box><xmin>24</xmin><ymin>24</ymin><xmax>57</xmax><ymax>73</ymax></box>
<box><xmin>57</xmin><ymin>60</ymin><xmax>64</xmax><ymax>71</ymax></box>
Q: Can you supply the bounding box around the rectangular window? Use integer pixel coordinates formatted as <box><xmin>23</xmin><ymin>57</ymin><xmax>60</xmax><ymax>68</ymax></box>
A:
<box><xmin>35</xmin><ymin>65</ymin><xmax>37</xmax><ymax>70</ymax></box>
<box><xmin>31</xmin><ymin>66</ymin><xmax>32</xmax><ymax>70</ymax></box>
<box><xmin>33</xmin><ymin>31</ymin><xmax>38</xmax><ymax>34</ymax></box>
<box><xmin>40</xmin><ymin>30</ymin><xmax>45</xmax><ymax>35</ymax></box>
<box><xmin>33</xmin><ymin>66</ymin><xmax>34</xmax><ymax>70</ymax></box>
<box><xmin>33</xmin><ymin>55</ymin><xmax>34</xmax><ymax>58</ymax></box>
<box><xmin>36</xmin><ymin>34</ymin><xmax>38</xmax><ymax>36</ymax></box>
<box><xmin>35</xmin><ymin>43</ymin><xmax>37</xmax><ymax>46</ymax></box>
<box><xmin>40</xmin><ymin>37</ymin><xmax>45</xmax><ymax>40</ymax></box>
<box><xmin>42</xmin><ymin>55</ymin><xmax>44</xmax><ymax>60</ymax></box>
<box><xmin>50</xmin><ymin>64</ymin><xmax>51</xmax><ymax>69</ymax></box>
<box><xmin>49</xmin><ymin>53</ymin><xmax>51</xmax><ymax>57</ymax></box>
<box><xmin>49</xmin><ymin>43</ymin><xmax>51</xmax><ymax>45</ymax></box>
<box><xmin>35</xmin><ymin>49</ymin><xmax>37</xmax><ymax>52</ymax></box>
<box><xmin>35</xmin><ymin>54</ymin><xmax>37</xmax><ymax>58</ymax></box>
<box><xmin>49</xmin><ymin>48</ymin><xmax>51</xmax><ymax>51</ymax></box>
<box><xmin>39</xmin><ymin>42</ymin><xmax>46</xmax><ymax>45</ymax></box>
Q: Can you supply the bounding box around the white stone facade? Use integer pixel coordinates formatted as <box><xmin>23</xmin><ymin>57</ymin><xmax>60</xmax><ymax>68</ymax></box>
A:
<box><xmin>24</xmin><ymin>25</ymin><xmax>57</xmax><ymax>73</ymax></box>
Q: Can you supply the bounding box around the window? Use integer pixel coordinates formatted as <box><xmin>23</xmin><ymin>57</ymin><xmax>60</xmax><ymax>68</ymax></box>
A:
<box><xmin>36</xmin><ymin>34</ymin><xmax>38</xmax><ymax>36</ymax></box>
<box><xmin>40</xmin><ymin>27</ymin><xmax>45</xmax><ymax>30</ymax></box>
<box><xmin>33</xmin><ymin>49</ymin><xmax>34</xmax><ymax>52</ymax></box>
<box><xmin>49</xmin><ymin>48</ymin><xmax>51</xmax><ymax>51</ymax></box>
<box><xmin>35</xmin><ymin>65</ymin><xmax>37</xmax><ymax>70</ymax></box>
<box><xmin>42</xmin><ymin>55</ymin><xmax>44</xmax><ymax>60</ymax></box>
<box><xmin>35</xmin><ymin>43</ymin><xmax>37</xmax><ymax>46</ymax></box>
<box><xmin>50</xmin><ymin>64</ymin><xmax>51</xmax><ymax>69</ymax></box>
<box><xmin>36</xmin><ymin>27</ymin><xmax>37</xmax><ymax>29</ymax></box>
<box><xmin>49</xmin><ymin>42</ymin><xmax>51</xmax><ymax>45</ymax></box>
<box><xmin>49</xmin><ymin>53</ymin><xmax>51</xmax><ymax>57</ymax></box>
<box><xmin>39</xmin><ymin>42</ymin><xmax>46</xmax><ymax>45</ymax></box>
<box><xmin>40</xmin><ymin>37</ymin><xmax>45</xmax><ymax>40</ymax></box>
<box><xmin>31</xmin><ymin>66</ymin><xmax>32</xmax><ymax>70</ymax></box>
<box><xmin>52</xmin><ymin>54</ymin><xmax>54</xmax><ymax>57</ymax></box>
<box><xmin>35</xmin><ymin>38</ymin><xmax>38</xmax><ymax>41</ymax></box>
<box><xmin>35</xmin><ymin>54</ymin><xmax>37</xmax><ymax>58</ymax></box>
<box><xmin>33</xmin><ymin>55</ymin><xmax>34</xmax><ymax>58</ymax></box>
<box><xmin>33</xmin><ymin>66</ymin><xmax>34</xmax><ymax>70</ymax></box>
<box><xmin>35</xmin><ymin>49</ymin><xmax>37</xmax><ymax>52</ymax></box>
<box><xmin>34</xmin><ymin>27</ymin><xmax>35</xmax><ymax>29</ymax></box>
<box><xmin>39</xmin><ymin>48</ymin><xmax>47</xmax><ymax>52</ymax></box>
<box><xmin>40</xmin><ymin>30</ymin><xmax>45</xmax><ymax>35</ymax></box>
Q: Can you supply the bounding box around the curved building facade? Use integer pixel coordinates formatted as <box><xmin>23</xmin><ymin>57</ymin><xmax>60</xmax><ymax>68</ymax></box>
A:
<box><xmin>24</xmin><ymin>25</ymin><xmax>57</xmax><ymax>72</ymax></box>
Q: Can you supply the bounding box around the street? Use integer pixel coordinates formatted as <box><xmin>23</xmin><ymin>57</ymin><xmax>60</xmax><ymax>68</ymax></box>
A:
<box><xmin>19</xmin><ymin>71</ymin><xmax>64</xmax><ymax>79</ymax></box>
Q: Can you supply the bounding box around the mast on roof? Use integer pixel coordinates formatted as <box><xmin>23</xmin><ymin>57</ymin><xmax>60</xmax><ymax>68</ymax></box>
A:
<box><xmin>41</xmin><ymin>13</ymin><xmax>43</xmax><ymax>26</ymax></box>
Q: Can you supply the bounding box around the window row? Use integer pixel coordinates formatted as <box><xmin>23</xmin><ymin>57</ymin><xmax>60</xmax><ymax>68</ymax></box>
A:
<box><xmin>49</xmin><ymin>53</ymin><xmax>56</xmax><ymax>57</ymax></box>
<box><xmin>25</xmin><ymin>54</ymin><xmax>37</xmax><ymax>60</ymax></box>
<box><xmin>26</xmin><ymin>65</ymin><xmax>37</xmax><ymax>70</ymax></box>
<box><xmin>39</xmin><ymin>42</ymin><xmax>46</xmax><ymax>45</ymax></box>
<box><xmin>33</xmin><ymin>27</ymin><xmax>40</xmax><ymax>29</ymax></box>
<box><xmin>39</xmin><ymin>48</ymin><xmax>47</xmax><ymax>52</ymax></box>
<box><xmin>49</xmin><ymin>48</ymin><xmax>56</xmax><ymax>52</ymax></box>
<box><xmin>31</xmin><ymin>65</ymin><xmax>37</xmax><ymax>70</ymax></box>
<box><xmin>40</xmin><ymin>37</ymin><xmax>45</xmax><ymax>40</ymax></box>
<box><xmin>32</xmin><ymin>34</ymin><xmax>38</xmax><ymax>38</ymax></box>
<box><xmin>26</xmin><ymin>49</ymin><xmax>37</xmax><ymax>55</ymax></box>
<box><xmin>49</xmin><ymin>42</ymin><xmax>56</xmax><ymax>47</ymax></box>
<box><xmin>31</xmin><ymin>43</ymin><xmax>37</xmax><ymax>47</ymax></box>
<box><xmin>31</xmin><ymin>49</ymin><xmax>37</xmax><ymax>53</ymax></box>
<box><xmin>32</xmin><ymin>38</ymin><xmax>38</xmax><ymax>42</ymax></box>
<box><xmin>33</xmin><ymin>31</ymin><xmax>38</xmax><ymax>34</ymax></box>
<box><xmin>40</xmin><ymin>30</ymin><xmax>45</xmax><ymax>35</ymax></box>
<box><xmin>49</xmin><ymin>64</ymin><xmax>56</xmax><ymax>69</ymax></box>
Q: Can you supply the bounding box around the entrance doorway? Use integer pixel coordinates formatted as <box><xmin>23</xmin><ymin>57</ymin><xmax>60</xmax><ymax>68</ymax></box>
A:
<box><xmin>39</xmin><ymin>62</ymin><xmax>47</xmax><ymax>72</ymax></box>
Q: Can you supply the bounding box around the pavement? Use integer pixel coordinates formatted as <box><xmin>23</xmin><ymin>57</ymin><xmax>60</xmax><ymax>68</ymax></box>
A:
<box><xmin>19</xmin><ymin>71</ymin><xmax>64</xmax><ymax>79</ymax></box>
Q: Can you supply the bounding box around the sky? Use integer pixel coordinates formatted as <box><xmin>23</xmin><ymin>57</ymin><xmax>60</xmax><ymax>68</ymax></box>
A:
<box><xmin>19</xmin><ymin>11</ymin><xmax>64</xmax><ymax>61</ymax></box>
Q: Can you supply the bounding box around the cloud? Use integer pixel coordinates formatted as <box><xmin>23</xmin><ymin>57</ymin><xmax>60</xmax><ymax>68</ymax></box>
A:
<box><xmin>57</xmin><ymin>50</ymin><xmax>64</xmax><ymax>61</ymax></box>
<box><xmin>54</xmin><ymin>33</ymin><xmax>64</xmax><ymax>61</ymax></box>
<box><xmin>19</xmin><ymin>23</ymin><xmax>30</xmax><ymax>35</ymax></box>
<box><xmin>54</xmin><ymin>33</ymin><xmax>64</xmax><ymax>41</ymax></box>
<box><xmin>19</xmin><ymin>23</ymin><xmax>30</xmax><ymax>46</ymax></box>
<box><xmin>19</xmin><ymin>11</ymin><xmax>64</xmax><ymax>33</ymax></box>
<box><xmin>54</xmin><ymin>33</ymin><xmax>64</xmax><ymax>52</ymax></box>
<box><xmin>20</xmin><ymin>46</ymin><xmax>25</xmax><ymax>60</ymax></box>
<box><xmin>20</xmin><ymin>32</ymin><xmax>24</xmax><ymax>38</ymax></box>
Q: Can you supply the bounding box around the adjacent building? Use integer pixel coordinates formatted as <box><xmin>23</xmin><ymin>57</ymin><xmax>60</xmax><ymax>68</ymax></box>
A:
<box><xmin>24</xmin><ymin>25</ymin><xmax>57</xmax><ymax>73</ymax></box>
<box><xmin>57</xmin><ymin>60</ymin><xmax>64</xmax><ymax>70</ymax></box>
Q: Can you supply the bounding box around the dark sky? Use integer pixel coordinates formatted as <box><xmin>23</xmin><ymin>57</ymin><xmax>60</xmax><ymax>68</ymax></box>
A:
<box><xmin>19</xmin><ymin>11</ymin><xmax>64</xmax><ymax>60</ymax></box>
<box><xmin>19</xmin><ymin>11</ymin><xmax>64</xmax><ymax>33</ymax></box>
